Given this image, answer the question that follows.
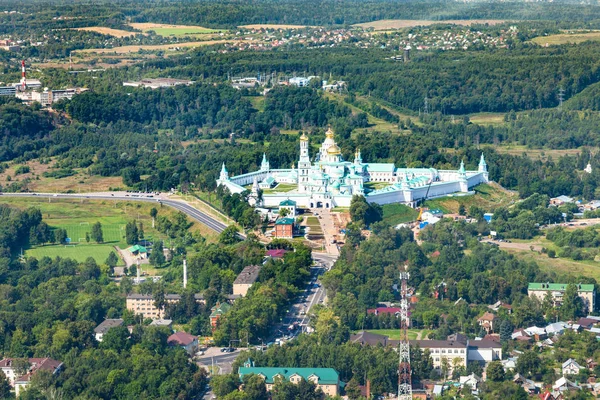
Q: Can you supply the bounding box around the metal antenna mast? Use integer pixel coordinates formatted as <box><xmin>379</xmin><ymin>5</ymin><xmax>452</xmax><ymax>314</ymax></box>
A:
<box><xmin>398</xmin><ymin>264</ymin><xmax>412</xmax><ymax>400</ymax></box>
<box><xmin>423</xmin><ymin>97</ymin><xmax>429</xmax><ymax>115</ymax></box>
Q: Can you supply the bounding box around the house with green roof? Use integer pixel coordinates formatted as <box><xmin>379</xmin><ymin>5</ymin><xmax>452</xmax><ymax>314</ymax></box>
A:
<box><xmin>279</xmin><ymin>199</ymin><xmax>297</xmax><ymax>217</ymax></box>
<box><xmin>126</xmin><ymin>245</ymin><xmax>148</xmax><ymax>260</ymax></box>
<box><xmin>239</xmin><ymin>359</ymin><xmax>341</xmax><ymax>396</ymax></box>
<box><xmin>209</xmin><ymin>302</ymin><xmax>232</xmax><ymax>331</ymax></box>
<box><xmin>274</xmin><ymin>217</ymin><xmax>295</xmax><ymax>239</ymax></box>
<box><xmin>528</xmin><ymin>283</ymin><xmax>595</xmax><ymax>312</ymax></box>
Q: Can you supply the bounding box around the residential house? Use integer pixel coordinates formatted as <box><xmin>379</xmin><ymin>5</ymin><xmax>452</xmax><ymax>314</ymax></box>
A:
<box><xmin>477</xmin><ymin>312</ymin><xmax>498</xmax><ymax>333</ymax></box>
<box><xmin>0</xmin><ymin>358</ymin><xmax>63</xmax><ymax>397</ymax></box>
<box><xmin>562</xmin><ymin>359</ymin><xmax>584</xmax><ymax>376</ymax></box>
<box><xmin>233</xmin><ymin>265</ymin><xmax>262</xmax><ymax>297</ymax></box>
<box><xmin>467</xmin><ymin>339</ymin><xmax>502</xmax><ymax>363</ymax></box>
<box><xmin>167</xmin><ymin>332</ymin><xmax>198</xmax><ymax>355</ymax></box>
<box><xmin>545</xmin><ymin>322</ymin><xmax>567</xmax><ymax>336</ymax></box>
<box><xmin>279</xmin><ymin>199</ymin><xmax>297</xmax><ymax>217</ymax></box>
<box><xmin>513</xmin><ymin>373</ymin><xmax>538</xmax><ymax>394</ymax></box>
<box><xmin>528</xmin><ymin>283</ymin><xmax>595</xmax><ymax>312</ymax></box>
<box><xmin>422</xmin><ymin>209</ymin><xmax>443</xmax><ymax>221</ymax></box>
<box><xmin>126</xmin><ymin>293</ymin><xmax>205</xmax><ymax>320</ymax></box>
<box><xmin>576</xmin><ymin>317</ymin><xmax>597</xmax><ymax>330</ymax></box>
<box><xmin>488</xmin><ymin>301</ymin><xmax>512</xmax><ymax>314</ymax></box>
<box><xmin>349</xmin><ymin>331</ymin><xmax>396</xmax><ymax>347</ymax></box>
<box><xmin>149</xmin><ymin>319</ymin><xmax>173</xmax><ymax>329</ymax></box>
<box><xmin>501</xmin><ymin>357</ymin><xmax>518</xmax><ymax>372</ymax></box>
<box><xmin>210</xmin><ymin>302</ymin><xmax>232</xmax><ymax>330</ymax></box>
<box><xmin>265</xmin><ymin>249</ymin><xmax>288</xmax><ymax>259</ymax></box>
<box><xmin>459</xmin><ymin>373</ymin><xmax>481</xmax><ymax>390</ymax></box>
<box><xmin>553</xmin><ymin>376</ymin><xmax>580</xmax><ymax>392</ymax></box>
<box><xmin>549</xmin><ymin>195</ymin><xmax>574</xmax><ymax>206</ymax></box>
<box><xmin>367</xmin><ymin>307</ymin><xmax>401</xmax><ymax>317</ymax></box>
<box><xmin>238</xmin><ymin>359</ymin><xmax>340</xmax><ymax>397</ymax></box>
<box><xmin>94</xmin><ymin>319</ymin><xmax>124</xmax><ymax>342</ymax></box>
<box><xmin>127</xmin><ymin>244</ymin><xmax>148</xmax><ymax>260</ymax></box>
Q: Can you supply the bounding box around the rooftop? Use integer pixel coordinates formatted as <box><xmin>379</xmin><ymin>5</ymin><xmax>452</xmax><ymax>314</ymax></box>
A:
<box><xmin>234</xmin><ymin>265</ymin><xmax>261</xmax><ymax>285</ymax></box>
<box><xmin>167</xmin><ymin>331</ymin><xmax>197</xmax><ymax>347</ymax></box>
<box><xmin>238</xmin><ymin>366</ymin><xmax>339</xmax><ymax>385</ymax></box>
<box><xmin>94</xmin><ymin>319</ymin><xmax>124</xmax><ymax>334</ymax></box>
<box><xmin>528</xmin><ymin>283</ymin><xmax>595</xmax><ymax>292</ymax></box>
<box><xmin>279</xmin><ymin>199</ymin><xmax>297</xmax><ymax>206</ymax></box>
<box><xmin>265</xmin><ymin>249</ymin><xmax>288</xmax><ymax>258</ymax></box>
<box><xmin>149</xmin><ymin>319</ymin><xmax>173</xmax><ymax>327</ymax></box>
<box><xmin>275</xmin><ymin>217</ymin><xmax>295</xmax><ymax>225</ymax></box>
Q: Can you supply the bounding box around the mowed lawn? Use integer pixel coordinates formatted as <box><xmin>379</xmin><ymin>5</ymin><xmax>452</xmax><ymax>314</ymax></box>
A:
<box><xmin>57</xmin><ymin>223</ymin><xmax>125</xmax><ymax>244</ymax></box>
<box><xmin>365</xmin><ymin>329</ymin><xmax>432</xmax><ymax>340</ymax></box>
<box><xmin>26</xmin><ymin>244</ymin><xmax>123</xmax><ymax>265</ymax></box>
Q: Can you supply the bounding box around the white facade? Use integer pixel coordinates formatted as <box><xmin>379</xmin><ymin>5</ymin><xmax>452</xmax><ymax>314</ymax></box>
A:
<box><xmin>217</xmin><ymin>127</ymin><xmax>489</xmax><ymax>209</ymax></box>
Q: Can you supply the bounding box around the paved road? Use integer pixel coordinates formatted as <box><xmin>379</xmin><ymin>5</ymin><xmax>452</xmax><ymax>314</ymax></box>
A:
<box><xmin>2</xmin><ymin>192</ymin><xmax>231</xmax><ymax>234</ymax></box>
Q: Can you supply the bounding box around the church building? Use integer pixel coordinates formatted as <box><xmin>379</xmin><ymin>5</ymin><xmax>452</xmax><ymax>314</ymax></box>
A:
<box><xmin>217</xmin><ymin>127</ymin><xmax>489</xmax><ymax>209</ymax></box>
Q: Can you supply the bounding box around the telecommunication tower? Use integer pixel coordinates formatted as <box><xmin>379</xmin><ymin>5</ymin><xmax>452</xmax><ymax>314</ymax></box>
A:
<box><xmin>398</xmin><ymin>265</ymin><xmax>412</xmax><ymax>400</ymax></box>
<box><xmin>423</xmin><ymin>97</ymin><xmax>429</xmax><ymax>115</ymax></box>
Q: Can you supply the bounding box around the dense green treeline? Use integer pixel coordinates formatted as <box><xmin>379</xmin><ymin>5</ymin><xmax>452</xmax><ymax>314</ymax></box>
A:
<box><xmin>5</xmin><ymin>0</ymin><xmax>600</xmax><ymax>29</ymax></box>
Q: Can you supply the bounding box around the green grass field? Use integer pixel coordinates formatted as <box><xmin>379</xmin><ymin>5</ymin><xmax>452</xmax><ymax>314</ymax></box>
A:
<box><xmin>382</xmin><ymin>203</ymin><xmax>419</xmax><ymax>225</ymax></box>
<box><xmin>365</xmin><ymin>329</ymin><xmax>432</xmax><ymax>340</ymax></box>
<box><xmin>263</xmin><ymin>183</ymin><xmax>297</xmax><ymax>194</ymax></box>
<box><xmin>26</xmin><ymin>244</ymin><xmax>123</xmax><ymax>265</ymax></box>
<box><xmin>531</xmin><ymin>31</ymin><xmax>600</xmax><ymax>46</ymax></box>
<box><xmin>0</xmin><ymin>197</ymin><xmax>194</xmax><ymax>264</ymax></box>
<box><xmin>422</xmin><ymin>183</ymin><xmax>517</xmax><ymax>214</ymax></box>
<box><xmin>57</xmin><ymin>223</ymin><xmax>125</xmax><ymax>244</ymax></box>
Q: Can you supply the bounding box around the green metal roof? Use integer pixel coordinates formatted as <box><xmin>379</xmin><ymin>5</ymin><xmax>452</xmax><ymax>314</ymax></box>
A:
<box><xmin>279</xmin><ymin>200</ymin><xmax>297</xmax><ymax>206</ymax></box>
<box><xmin>275</xmin><ymin>217</ymin><xmax>295</xmax><ymax>225</ymax></box>
<box><xmin>528</xmin><ymin>283</ymin><xmax>595</xmax><ymax>292</ymax></box>
<box><xmin>127</xmin><ymin>245</ymin><xmax>147</xmax><ymax>253</ymax></box>
<box><xmin>210</xmin><ymin>302</ymin><xmax>232</xmax><ymax>317</ymax></box>
<box><xmin>365</xmin><ymin>163</ymin><xmax>395</xmax><ymax>173</ymax></box>
<box><xmin>238</xmin><ymin>367</ymin><xmax>339</xmax><ymax>385</ymax></box>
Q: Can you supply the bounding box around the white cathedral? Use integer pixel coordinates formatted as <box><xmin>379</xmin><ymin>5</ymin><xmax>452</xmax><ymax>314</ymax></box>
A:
<box><xmin>217</xmin><ymin>127</ymin><xmax>489</xmax><ymax>209</ymax></box>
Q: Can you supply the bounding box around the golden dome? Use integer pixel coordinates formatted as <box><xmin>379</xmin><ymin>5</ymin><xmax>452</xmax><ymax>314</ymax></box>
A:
<box><xmin>327</xmin><ymin>144</ymin><xmax>341</xmax><ymax>155</ymax></box>
<box><xmin>325</xmin><ymin>126</ymin><xmax>334</xmax><ymax>139</ymax></box>
<box><xmin>300</xmin><ymin>132</ymin><xmax>308</xmax><ymax>141</ymax></box>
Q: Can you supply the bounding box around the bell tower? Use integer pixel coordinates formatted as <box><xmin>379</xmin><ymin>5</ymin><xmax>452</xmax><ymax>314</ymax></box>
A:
<box><xmin>298</xmin><ymin>132</ymin><xmax>311</xmax><ymax>192</ymax></box>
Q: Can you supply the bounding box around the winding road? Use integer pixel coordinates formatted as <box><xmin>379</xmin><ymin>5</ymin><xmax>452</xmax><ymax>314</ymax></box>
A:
<box><xmin>3</xmin><ymin>192</ymin><xmax>230</xmax><ymax>234</ymax></box>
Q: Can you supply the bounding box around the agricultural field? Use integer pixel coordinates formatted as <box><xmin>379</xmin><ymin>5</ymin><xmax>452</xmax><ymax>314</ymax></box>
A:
<box><xmin>422</xmin><ymin>182</ymin><xmax>518</xmax><ymax>214</ymax></box>
<box><xmin>77</xmin><ymin>40</ymin><xmax>234</xmax><ymax>54</ymax></box>
<box><xmin>354</xmin><ymin>19</ymin><xmax>508</xmax><ymax>30</ymax></box>
<box><xmin>238</xmin><ymin>24</ymin><xmax>315</xmax><ymax>29</ymax></box>
<box><xmin>74</xmin><ymin>27</ymin><xmax>139</xmax><ymax>37</ymax></box>
<box><xmin>129</xmin><ymin>23</ymin><xmax>221</xmax><ymax>37</ymax></box>
<box><xmin>381</xmin><ymin>203</ymin><xmax>420</xmax><ymax>225</ymax></box>
<box><xmin>531</xmin><ymin>31</ymin><xmax>600</xmax><ymax>46</ymax></box>
<box><xmin>26</xmin><ymin>244</ymin><xmax>122</xmax><ymax>265</ymax></box>
<box><xmin>468</xmin><ymin>112</ymin><xmax>506</xmax><ymax>126</ymax></box>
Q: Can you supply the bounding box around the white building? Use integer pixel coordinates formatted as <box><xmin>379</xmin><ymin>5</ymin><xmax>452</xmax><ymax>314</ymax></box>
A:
<box><xmin>562</xmin><ymin>359</ymin><xmax>584</xmax><ymax>376</ymax></box>
<box><xmin>217</xmin><ymin>127</ymin><xmax>489</xmax><ymax>209</ymax></box>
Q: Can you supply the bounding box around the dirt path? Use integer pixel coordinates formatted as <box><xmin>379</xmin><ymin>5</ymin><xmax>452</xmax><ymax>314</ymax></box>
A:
<box><xmin>482</xmin><ymin>239</ymin><xmax>542</xmax><ymax>252</ymax></box>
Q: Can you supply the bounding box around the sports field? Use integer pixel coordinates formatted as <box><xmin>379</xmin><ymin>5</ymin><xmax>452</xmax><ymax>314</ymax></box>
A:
<box><xmin>26</xmin><ymin>244</ymin><xmax>123</xmax><ymax>265</ymax></box>
<box><xmin>129</xmin><ymin>23</ymin><xmax>221</xmax><ymax>37</ymax></box>
<box><xmin>56</xmin><ymin>223</ymin><xmax>125</xmax><ymax>244</ymax></box>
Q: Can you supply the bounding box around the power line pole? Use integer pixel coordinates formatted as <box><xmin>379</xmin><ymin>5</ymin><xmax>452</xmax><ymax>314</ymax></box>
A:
<box><xmin>423</xmin><ymin>97</ymin><xmax>429</xmax><ymax>116</ymax></box>
<box><xmin>398</xmin><ymin>264</ymin><xmax>412</xmax><ymax>400</ymax></box>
